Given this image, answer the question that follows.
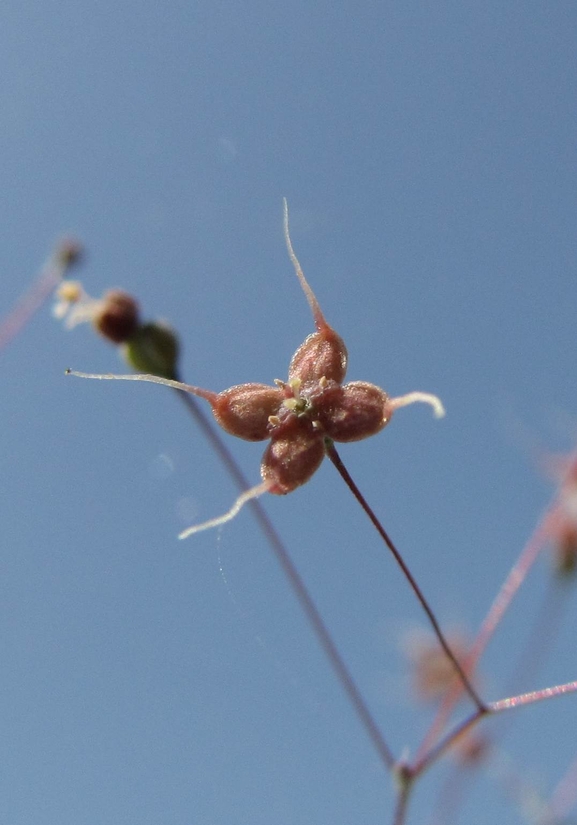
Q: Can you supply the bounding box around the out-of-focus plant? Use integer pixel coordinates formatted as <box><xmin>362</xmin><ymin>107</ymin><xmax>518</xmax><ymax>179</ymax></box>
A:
<box><xmin>2</xmin><ymin>205</ymin><xmax>577</xmax><ymax>825</ymax></box>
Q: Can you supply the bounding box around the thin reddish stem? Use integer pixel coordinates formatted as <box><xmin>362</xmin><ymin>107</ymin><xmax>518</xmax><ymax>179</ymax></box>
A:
<box><xmin>489</xmin><ymin>680</ymin><xmax>577</xmax><ymax>713</ymax></box>
<box><xmin>413</xmin><ymin>678</ymin><xmax>577</xmax><ymax>778</ymax></box>
<box><xmin>415</xmin><ymin>504</ymin><xmax>560</xmax><ymax>763</ymax></box>
<box><xmin>412</xmin><ymin>706</ymin><xmax>487</xmax><ymax>778</ymax></box>
<box><xmin>324</xmin><ymin>440</ymin><xmax>486</xmax><ymax>713</ymax></box>
<box><xmin>418</xmin><ymin>451</ymin><xmax>577</xmax><ymax>762</ymax></box>
<box><xmin>0</xmin><ymin>247</ymin><xmax>77</xmax><ymax>350</ymax></box>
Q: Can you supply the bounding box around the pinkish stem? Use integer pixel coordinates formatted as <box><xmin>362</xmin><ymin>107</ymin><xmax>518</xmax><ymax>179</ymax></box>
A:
<box><xmin>415</xmin><ymin>505</ymin><xmax>559</xmax><ymax>764</ymax></box>
<box><xmin>0</xmin><ymin>238</ymin><xmax>82</xmax><ymax>351</ymax></box>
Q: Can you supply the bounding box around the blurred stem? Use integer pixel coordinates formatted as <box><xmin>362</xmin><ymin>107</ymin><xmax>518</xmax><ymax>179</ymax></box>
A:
<box><xmin>488</xmin><ymin>679</ymin><xmax>577</xmax><ymax>713</ymax></box>
<box><xmin>550</xmin><ymin>749</ymin><xmax>577</xmax><ymax>821</ymax></box>
<box><xmin>416</xmin><ymin>505</ymin><xmax>557</xmax><ymax>764</ymax></box>
<box><xmin>172</xmin><ymin>381</ymin><xmax>395</xmax><ymax>771</ymax></box>
<box><xmin>392</xmin><ymin>775</ymin><xmax>412</xmax><ymax>825</ymax></box>
<box><xmin>0</xmin><ymin>249</ymin><xmax>73</xmax><ymax>350</ymax></box>
<box><xmin>503</xmin><ymin>575</ymin><xmax>569</xmax><ymax>712</ymax></box>
<box><xmin>414</xmin><ymin>677</ymin><xmax>577</xmax><ymax>779</ymax></box>
<box><xmin>324</xmin><ymin>440</ymin><xmax>486</xmax><ymax>713</ymax></box>
<box><xmin>412</xmin><ymin>707</ymin><xmax>487</xmax><ymax>777</ymax></box>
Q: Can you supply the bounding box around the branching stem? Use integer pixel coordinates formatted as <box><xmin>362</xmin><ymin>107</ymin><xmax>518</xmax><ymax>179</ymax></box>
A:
<box><xmin>413</xmin><ymin>707</ymin><xmax>488</xmax><ymax>777</ymax></box>
<box><xmin>413</xmin><ymin>677</ymin><xmax>577</xmax><ymax>779</ymax></box>
<box><xmin>324</xmin><ymin>440</ymin><xmax>486</xmax><ymax>713</ymax></box>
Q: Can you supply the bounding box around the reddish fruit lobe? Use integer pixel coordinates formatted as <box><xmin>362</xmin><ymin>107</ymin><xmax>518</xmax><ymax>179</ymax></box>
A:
<box><xmin>212</xmin><ymin>384</ymin><xmax>283</xmax><ymax>441</ymax></box>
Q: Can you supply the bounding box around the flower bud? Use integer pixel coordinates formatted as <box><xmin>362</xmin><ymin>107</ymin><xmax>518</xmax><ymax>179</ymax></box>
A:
<box><xmin>123</xmin><ymin>320</ymin><xmax>180</xmax><ymax>379</ymax></box>
<box><xmin>93</xmin><ymin>289</ymin><xmax>140</xmax><ymax>344</ymax></box>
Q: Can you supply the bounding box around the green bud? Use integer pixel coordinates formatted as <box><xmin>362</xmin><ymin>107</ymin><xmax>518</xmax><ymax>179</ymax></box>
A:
<box><xmin>122</xmin><ymin>321</ymin><xmax>180</xmax><ymax>380</ymax></box>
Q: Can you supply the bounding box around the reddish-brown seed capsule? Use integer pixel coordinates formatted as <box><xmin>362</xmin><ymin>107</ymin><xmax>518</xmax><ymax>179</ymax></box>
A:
<box><xmin>288</xmin><ymin>328</ymin><xmax>348</xmax><ymax>386</ymax></box>
<box><xmin>315</xmin><ymin>381</ymin><xmax>390</xmax><ymax>442</ymax></box>
<box><xmin>261</xmin><ymin>417</ymin><xmax>325</xmax><ymax>495</ymax></box>
<box><xmin>212</xmin><ymin>384</ymin><xmax>283</xmax><ymax>441</ymax></box>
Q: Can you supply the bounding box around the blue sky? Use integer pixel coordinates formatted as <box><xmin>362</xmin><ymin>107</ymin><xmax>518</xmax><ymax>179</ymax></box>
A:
<box><xmin>1</xmin><ymin>2</ymin><xmax>577</xmax><ymax>823</ymax></box>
